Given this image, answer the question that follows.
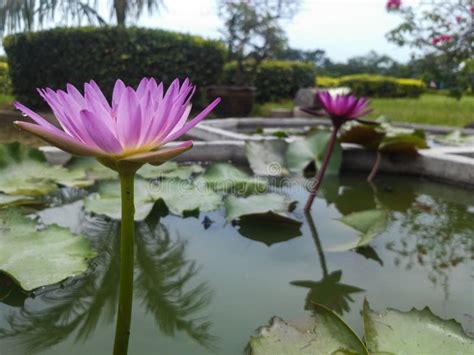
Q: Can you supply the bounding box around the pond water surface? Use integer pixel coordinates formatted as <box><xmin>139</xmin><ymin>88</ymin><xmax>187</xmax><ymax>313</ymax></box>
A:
<box><xmin>0</xmin><ymin>173</ymin><xmax>473</xmax><ymax>354</ymax></box>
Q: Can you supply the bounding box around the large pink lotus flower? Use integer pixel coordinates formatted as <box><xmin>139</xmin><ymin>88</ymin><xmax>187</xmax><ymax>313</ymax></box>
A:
<box><xmin>14</xmin><ymin>78</ymin><xmax>220</xmax><ymax>170</ymax></box>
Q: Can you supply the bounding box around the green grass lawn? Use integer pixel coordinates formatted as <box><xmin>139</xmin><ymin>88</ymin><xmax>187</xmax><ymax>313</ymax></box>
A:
<box><xmin>253</xmin><ymin>94</ymin><xmax>474</xmax><ymax>127</ymax></box>
<box><xmin>369</xmin><ymin>94</ymin><xmax>474</xmax><ymax>127</ymax></box>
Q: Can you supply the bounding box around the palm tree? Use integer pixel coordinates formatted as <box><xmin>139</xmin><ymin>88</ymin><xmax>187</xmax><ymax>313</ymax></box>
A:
<box><xmin>0</xmin><ymin>0</ymin><xmax>164</xmax><ymax>34</ymax></box>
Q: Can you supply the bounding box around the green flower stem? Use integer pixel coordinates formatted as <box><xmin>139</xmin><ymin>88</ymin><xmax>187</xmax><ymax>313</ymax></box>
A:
<box><xmin>304</xmin><ymin>125</ymin><xmax>339</xmax><ymax>211</ymax></box>
<box><xmin>367</xmin><ymin>151</ymin><xmax>382</xmax><ymax>183</ymax></box>
<box><xmin>113</xmin><ymin>172</ymin><xmax>136</xmax><ymax>355</ymax></box>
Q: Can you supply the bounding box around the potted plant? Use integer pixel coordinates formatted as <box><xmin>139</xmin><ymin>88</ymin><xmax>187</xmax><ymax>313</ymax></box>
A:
<box><xmin>207</xmin><ymin>0</ymin><xmax>299</xmax><ymax>117</ymax></box>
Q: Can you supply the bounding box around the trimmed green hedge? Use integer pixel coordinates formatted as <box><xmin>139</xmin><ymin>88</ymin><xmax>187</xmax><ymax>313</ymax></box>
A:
<box><xmin>4</xmin><ymin>27</ymin><xmax>226</xmax><ymax>107</ymax></box>
<box><xmin>222</xmin><ymin>60</ymin><xmax>316</xmax><ymax>102</ymax></box>
<box><xmin>0</xmin><ymin>62</ymin><xmax>12</xmax><ymax>95</ymax></box>
<box><xmin>315</xmin><ymin>74</ymin><xmax>425</xmax><ymax>98</ymax></box>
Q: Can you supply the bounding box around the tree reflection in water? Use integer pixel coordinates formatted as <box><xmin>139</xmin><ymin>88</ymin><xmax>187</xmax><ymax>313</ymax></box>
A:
<box><xmin>0</xmin><ymin>214</ymin><xmax>215</xmax><ymax>353</ymax></box>
<box><xmin>386</xmin><ymin>194</ymin><xmax>474</xmax><ymax>300</ymax></box>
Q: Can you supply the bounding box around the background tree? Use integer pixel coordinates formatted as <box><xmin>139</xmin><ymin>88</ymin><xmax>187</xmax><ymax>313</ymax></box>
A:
<box><xmin>386</xmin><ymin>0</ymin><xmax>473</xmax><ymax>97</ymax></box>
<box><xmin>317</xmin><ymin>51</ymin><xmax>414</xmax><ymax>78</ymax></box>
<box><xmin>218</xmin><ymin>0</ymin><xmax>301</xmax><ymax>85</ymax></box>
<box><xmin>0</xmin><ymin>0</ymin><xmax>164</xmax><ymax>33</ymax></box>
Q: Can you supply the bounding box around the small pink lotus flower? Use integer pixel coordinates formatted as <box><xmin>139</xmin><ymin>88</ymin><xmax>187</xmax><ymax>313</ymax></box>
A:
<box><xmin>14</xmin><ymin>78</ymin><xmax>220</xmax><ymax>170</ymax></box>
<box><xmin>302</xmin><ymin>91</ymin><xmax>374</xmax><ymax>211</ymax></box>
<box><xmin>302</xmin><ymin>91</ymin><xmax>372</xmax><ymax>127</ymax></box>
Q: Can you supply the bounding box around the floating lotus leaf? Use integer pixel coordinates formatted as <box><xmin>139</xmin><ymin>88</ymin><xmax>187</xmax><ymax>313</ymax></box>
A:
<box><xmin>137</xmin><ymin>161</ymin><xmax>204</xmax><ymax>180</ymax></box>
<box><xmin>224</xmin><ymin>193</ymin><xmax>297</xmax><ymax>222</ymax></box>
<box><xmin>363</xmin><ymin>299</ymin><xmax>474</xmax><ymax>354</ymax></box>
<box><xmin>245</xmin><ymin>131</ymin><xmax>342</xmax><ymax>177</ymax></box>
<box><xmin>84</xmin><ymin>178</ymin><xmax>155</xmax><ymax>221</ymax></box>
<box><xmin>340</xmin><ymin>123</ymin><xmax>385</xmax><ymax>150</ymax></box>
<box><xmin>0</xmin><ymin>194</ymin><xmax>42</xmax><ymax>208</ymax></box>
<box><xmin>85</xmin><ymin>178</ymin><xmax>222</xmax><ymax>220</ymax></box>
<box><xmin>0</xmin><ymin>143</ymin><xmax>93</xmax><ymax>196</ymax></box>
<box><xmin>236</xmin><ymin>213</ymin><xmax>302</xmax><ymax>246</ymax></box>
<box><xmin>195</xmin><ymin>163</ymin><xmax>268</xmax><ymax>195</ymax></box>
<box><xmin>434</xmin><ymin>130</ymin><xmax>474</xmax><ymax>147</ymax></box>
<box><xmin>328</xmin><ymin>209</ymin><xmax>389</xmax><ymax>251</ymax></box>
<box><xmin>248</xmin><ymin>301</ymin><xmax>473</xmax><ymax>354</ymax></box>
<box><xmin>247</xmin><ymin>304</ymin><xmax>368</xmax><ymax>354</ymax></box>
<box><xmin>67</xmin><ymin>157</ymin><xmax>117</xmax><ymax>180</ymax></box>
<box><xmin>0</xmin><ymin>208</ymin><xmax>96</xmax><ymax>291</ymax></box>
<box><xmin>286</xmin><ymin>131</ymin><xmax>342</xmax><ymax>175</ymax></box>
<box><xmin>245</xmin><ymin>140</ymin><xmax>289</xmax><ymax>176</ymax></box>
<box><xmin>149</xmin><ymin>179</ymin><xmax>222</xmax><ymax>216</ymax></box>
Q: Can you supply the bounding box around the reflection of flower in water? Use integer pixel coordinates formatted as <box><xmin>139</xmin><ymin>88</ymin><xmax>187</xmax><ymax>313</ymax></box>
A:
<box><xmin>0</xmin><ymin>215</ymin><xmax>215</xmax><ymax>353</ymax></box>
<box><xmin>386</xmin><ymin>195</ymin><xmax>473</xmax><ymax>300</ymax></box>
<box><xmin>290</xmin><ymin>212</ymin><xmax>364</xmax><ymax>315</ymax></box>
<box><xmin>291</xmin><ymin>270</ymin><xmax>363</xmax><ymax>315</ymax></box>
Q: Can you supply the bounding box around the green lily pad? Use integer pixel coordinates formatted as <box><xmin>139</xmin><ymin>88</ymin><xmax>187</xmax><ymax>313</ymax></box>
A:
<box><xmin>84</xmin><ymin>178</ymin><xmax>155</xmax><ymax>221</ymax></box>
<box><xmin>236</xmin><ymin>213</ymin><xmax>302</xmax><ymax>246</ymax></box>
<box><xmin>340</xmin><ymin>123</ymin><xmax>385</xmax><ymax>150</ymax></box>
<box><xmin>434</xmin><ymin>130</ymin><xmax>474</xmax><ymax>147</ymax></box>
<box><xmin>248</xmin><ymin>300</ymin><xmax>473</xmax><ymax>354</ymax></box>
<box><xmin>150</xmin><ymin>179</ymin><xmax>222</xmax><ymax>216</ymax></box>
<box><xmin>0</xmin><ymin>194</ymin><xmax>43</xmax><ymax>208</ymax></box>
<box><xmin>329</xmin><ymin>209</ymin><xmax>389</xmax><ymax>251</ymax></box>
<box><xmin>0</xmin><ymin>143</ymin><xmax>93</xmax><ymax>196</ymax></box>
<box><xmin>379</xmin><ymin>132</ymin><xmax>428</xmax><ymax>154</ymax></box>
<box><xmin>286</xmin><ymin>131</ymin><xmax>342</xmax><ymax>175</ymax></box>
<box><xmin>224</xmin><ymin>193</ymin><xmax>297</xmax><ymax>222</ymax></box>
<box><xmin>340</xmin><ymin>122</ymin><xmax>428</xmax><ymax>155</ymax></box>
<box><xmin>85</xmin><ymin>178</ymin><xmax>222</xmax><ymax>220</ymax></box>
<box><xmin>363</xmin><ymin>299</ymin><xmax>474</xmax><ymax>354</ymax></box>
<box><xmin>195</xmin><ymin>163</ymin><xmax>268</xmax><ymax>195</ymax></box>
<box><xmin>0</xmin><ymin>208</ymin><xmax>96</xmax><ymax>291</ymax></box>
<box><xmin>67</xmin><ymin>157</ymin><xmax>117</xmax><ymax>180</ymax></box>
<box><xmin>247</xmin><ymin>304</ymin><xmax>368</xmax><ymax>354</ymax></box>
<box><xmin>245</xmin><ymin>140</ymin><xmax>290</xmax><ymax>176</ymax></box>
<box><xmin>137</xmin><ymin>161</ymin><xmax>204</xmax><ymax>180</ymax></box>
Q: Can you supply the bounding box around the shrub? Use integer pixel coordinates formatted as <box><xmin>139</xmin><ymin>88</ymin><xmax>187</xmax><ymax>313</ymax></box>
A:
<box><xmin>4</xmin><ymin>26</ymin><xmax>226</xmax><ymax>107</ymax></box>
<box><xmin>338</xmin><ymin>74</ymin><xmax>425</xmax><ymax>98</ymax></box>
<box><xmin>0</xmin><ymin>62</ymin><xmax>12</xmax><ymax>95</ymax></box>
<box><xmin>315</xmin><ymin>76</ymin><xmax>340</xmax><ymax>88</ymax></box>
<box><xmin>222</xmin><ymin>60</ymin><xmax>316</xmax><ymax>102</ymax></box>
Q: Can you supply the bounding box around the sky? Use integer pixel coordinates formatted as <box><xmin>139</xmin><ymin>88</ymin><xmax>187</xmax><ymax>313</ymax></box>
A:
<box><xmin>96</xmin><ymin>0</ymin><xmax>424</xmax><ymax>63</ymax></box>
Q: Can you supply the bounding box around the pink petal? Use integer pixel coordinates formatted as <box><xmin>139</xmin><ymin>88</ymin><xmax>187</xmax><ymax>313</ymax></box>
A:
<box><xmin>80</xmin><ymin>110</ymin><xmax>123</xmax><ymax>154</ymax></box>
<box><xmin>112</xmin><ymin>79</ymin><xmax>126</xmax><ymax>111</ymax></box>
<box><xmin>122</xmin><ymin>140</ymin><xmax>193</xmax><ymax>165</ymax></box>
<box><xmin>162</xmin><ymin>97</ymin><xmax>220</xmax><ymax>144</ymax></box>
<box><xmin>167</xmin><ymin>104</ymin><xmax>192</xmax><ymax>137</ymax></box>
<box><xmin>138</xmin><ymin>91</ymin><xmax>156</xmax><ymax>146</ymax></box>
<box><xmin>14</xmin><ymin>102</ymin><xmax>58</xmax><ymax>131</ymax></box>
<box><xmin>116</xmin><ymin>87</ymin><xmax>142</xmax><ymax>149</ymax></box>
<box><xmin>145</xmin><ymin>80</ymin><xmax>179</xmax><ymax>143</ymax></box>
<box><xmin>86</xmin><ymin>80</ymin><xmax>111</xmax><ymax>113</ymax></box>
<box><xmin>136</xmin><ymin>78</ymin><xmax>149</xmax><ymax>98</ymax></box>
<box><xmin>66</xmin><ymin>84</ymin><xmax>85</xmax><ymax>106</ymax></box>
<box><xmin>14</xmin><ymin>121</ymin><xmax>103</xmax><ymax>156</ymax></box>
